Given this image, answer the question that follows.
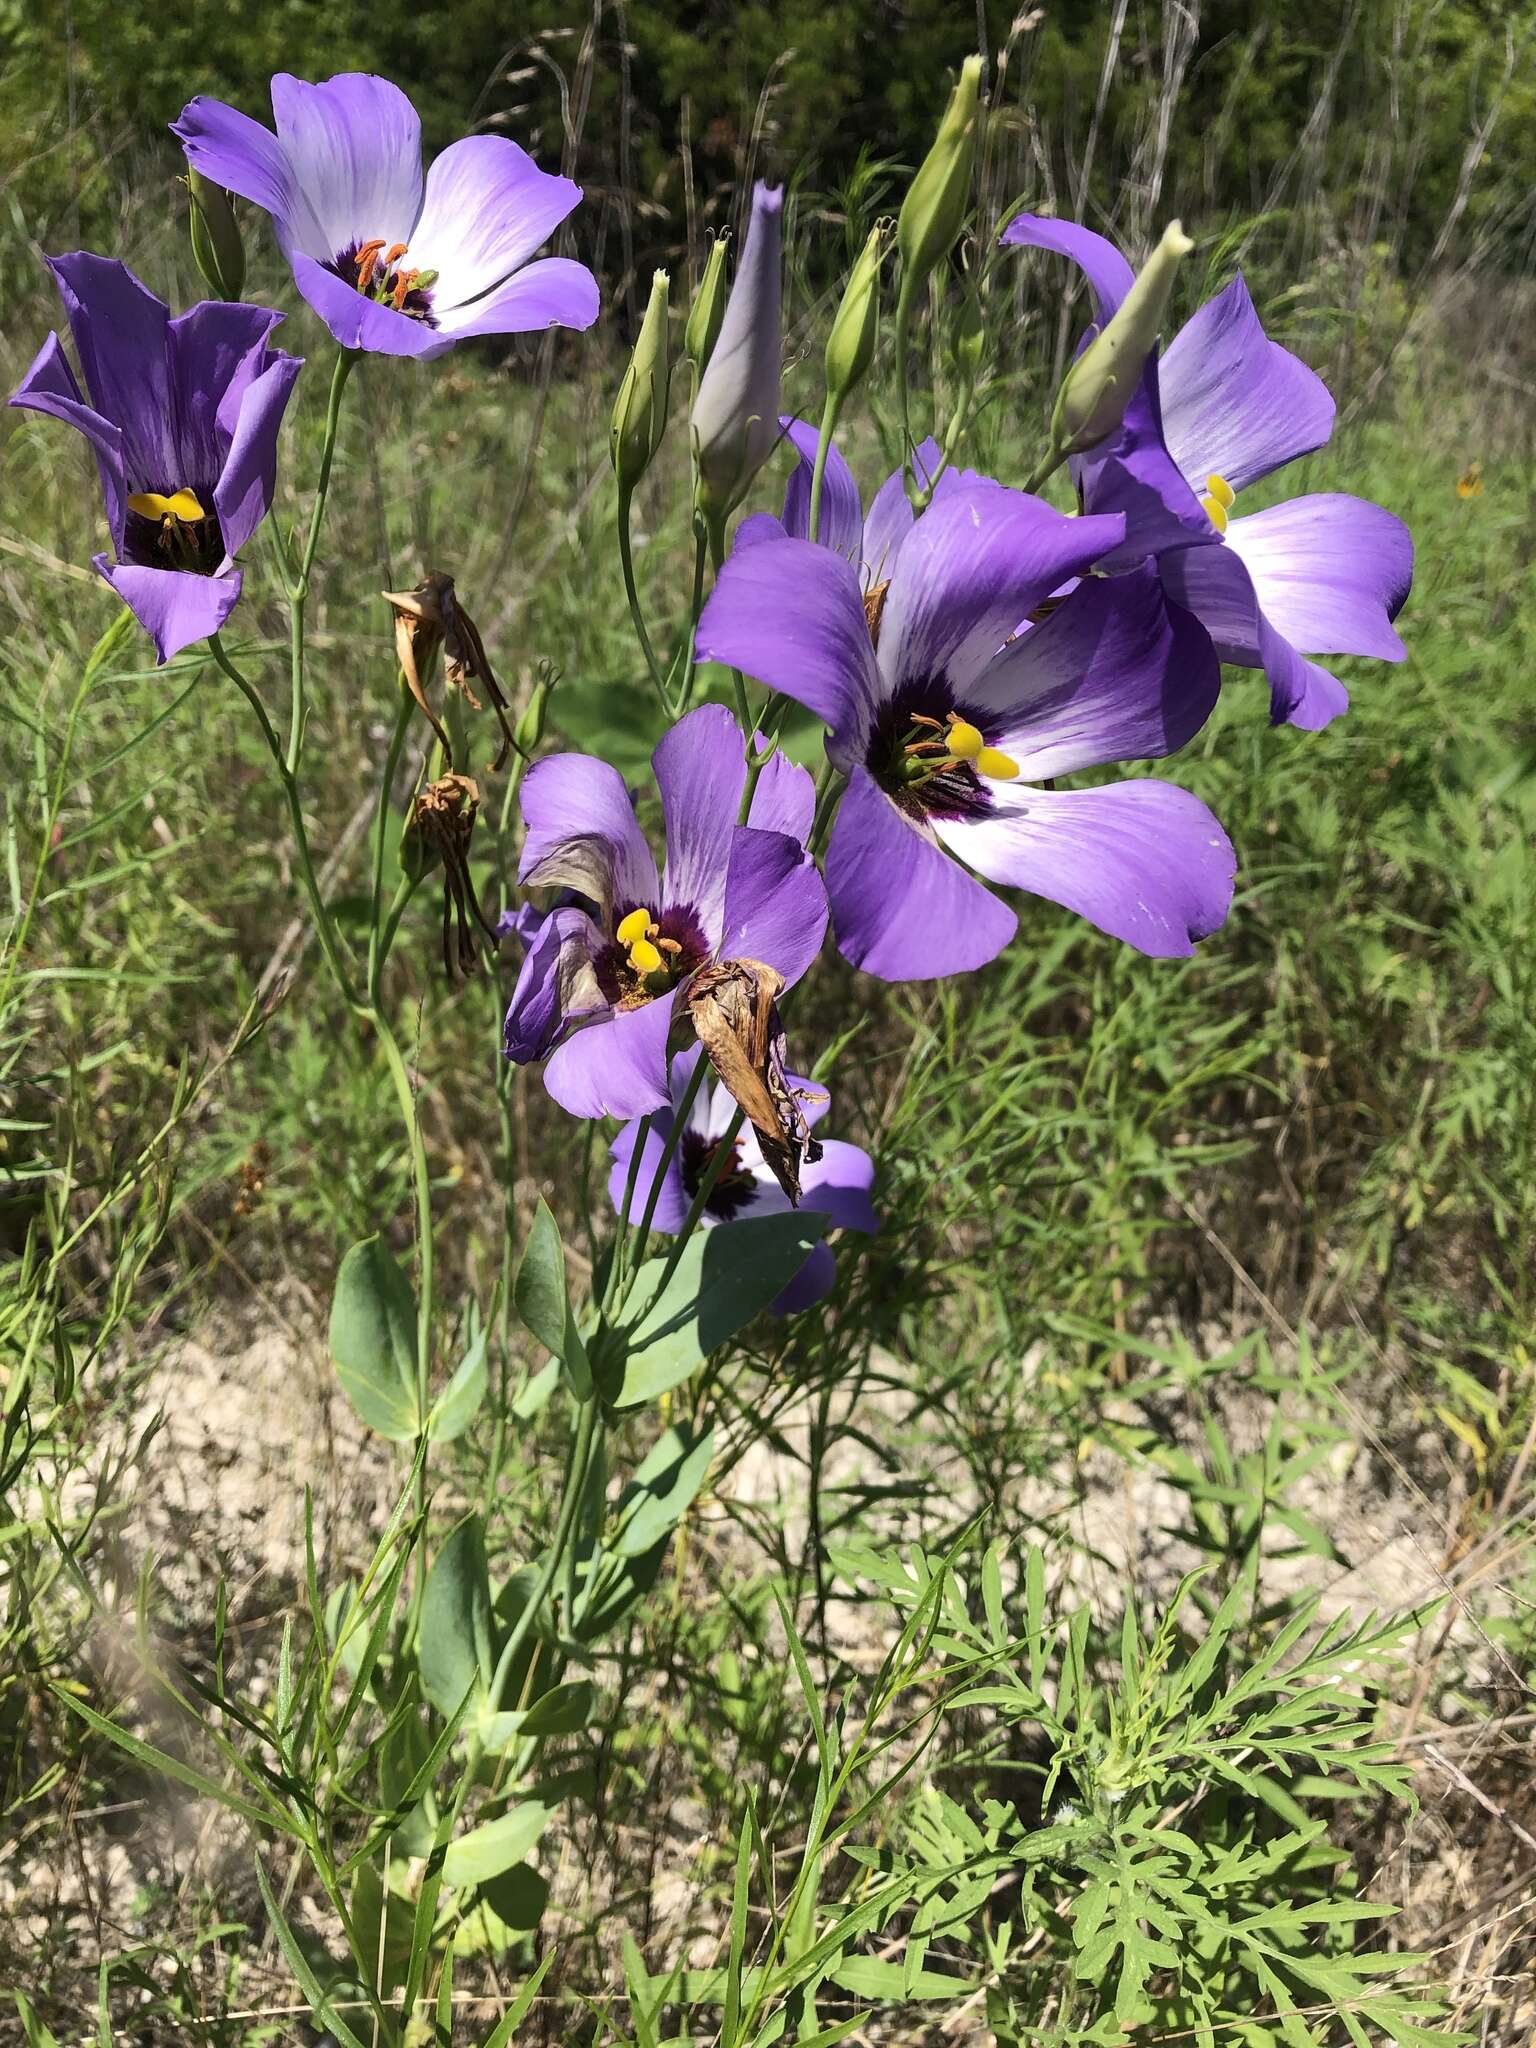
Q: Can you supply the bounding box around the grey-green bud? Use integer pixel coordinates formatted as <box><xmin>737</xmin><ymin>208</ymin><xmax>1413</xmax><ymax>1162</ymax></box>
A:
<box><xmin>897</xmin><ymin>56</ymin><xmax>983</xmax><ymax>306</ymax></box>
<box><xmin>692</xmin><ymin>183</ymin><xmax>783</xmax><ymax>522</ymax></box>
<box><xmin>515</xmin><ymin>667</ymin><xmax>556</xmax><ymax>758</ymax></box>
<box><xmin>824</xmin><ymin>222</ymin><xmax>889</xmax><ymax>408</ymax></box>
<box><xmin>610</xmin><ymin>269</ymin><xmax>672</xmax><ymax>491</ymax></box>
<box><xmin>1049</xmin><ymin>220</ymin><xmax>1194</xmax><ymax>457</ymax></box>
<box><xmin>188</xmin><ymin>169</ymin><xmax>245</xmax><ymax>302</ymax></box>
<box><xmin>684</xmin><ymin>231</ymin><xmax>731</xmax><ymax>373</ymax></box>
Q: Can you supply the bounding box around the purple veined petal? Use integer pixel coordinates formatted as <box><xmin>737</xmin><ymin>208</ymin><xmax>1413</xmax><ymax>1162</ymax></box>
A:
<box><xmin>212</xmin><ymin>350</ymin><xmax>303</xmax><ymax>561</ymax></box>
<box><xmin>518</xmin><ymin>752</ymin><xmax>660</xmax><ymax>917</ymax></box>
<box><xmin>608</xmin><ymin>1113</ymin><xmax>692</xmax><ymax>1232</ymax></box>
<box><xmin>665</xmin><ymin>1046</ymin><xmax>716</xmax><ymax>1126</ymax></box>
<box><xmin>288</xmin><ymin>253</ymin><xmax>452</xmax><ymax>358</ymax></box>
<box><xmin>1000</xmin><ymin>213</ymin><xmax>1137</xmax><ymax>324</ymax></box>
<box><xmin>800</xmin><ymin>1138</ymin><xmax>879</xmax><ymax>1235</ymax></box>
<box><xmin>934</xmin><ymin>777</ymin><xmax>1235</xmax><ymax>958</ymax></box>
<box><xmin>779</xmin><ymin>415</ymin><xmax>863</xmax><ymax>562</ymax></box>
<box><xmin>96</xmin><ymin>557</ymin><xmax>242</xmax><ymax>665</ymax></box>
<box><xmin>498</xmin><ymin>901</ymin><xmax>548</xmax><ymax>949</ymax></box>
<box><xmin>411</xmin><ymin>136</ymin><xmax>583</xmax><ymax>309</ymax></box>
<box><xmin>718</xmin><ymin>827</ymin><xmax>828</xmax><ymax>988</ymax></box>
<box><xmin>502</xmin><ymin>905</ymin><xmax>604</xmax><ymax>1063</ymax></box>
<box><xmin>1159</xmin><ymin>275</ymin><xmax>1335</xmax><ymax>494</ymax></box>
<box><xmin>1156</xmin><ymin>541</ymin><xmax>1350</xmax><ymax>729</ymax></box>
<box><xmin>861</xmin><ymin>436</ymin><xmax>941</xmax><ymax>586</ymax></box>
<box><xmin>734</xmin><ymin>512</ymin><xmax>789</xmax><ymax>551</ymax></box>
<box><xmin>46</xmin><ymin>255</ymin><xmax>176</xmax><ymax>488</ymax></box>
<box><xmin>168</xmin><ymin>301</ymin><xmax>287</xmax><ymax>492</ymax></box>
<box><xmin>172</xmin><ymin>94</ymin><xmax>317</xmax><ymax>254</ymax></box>
<box><xmin>770</xmin><ymin>1240</ymin><xmax>838</xmax><ymax>1315</ymax></box>
<box><xmin>543</xmin><ymin>992</ymin><xmax>677</xmax><ymax>1120</ymax></box>
<box><xmin>1223</xmin><ymin>494</ymin><xmax>1412</xmax><ymax>659</ymax></box>
<box><xmin>969</xmin><ymin>567</ymin><xmax>1221</xmax><ymax>778</ymax></box>
<box><xmin>696</xmin><ymin>536</ymin><xmax>880</xmax><ymax>762</ymax></box>
<box><xmin>8</xmin><ymin>332</ymin><xmax>128</xmax><ymax>553</ymax></box>
<box><xmin>745</xmin><ymin>749</ymin><xmax>815</xmax><ymax>843</ymax></box>
<box><xmin>430</xmin><ymin>257</ymin><xmax>600</xmax><ymax>340</ymax></box>
<box><xmin>269</xmin><ymin>72</ymin><xmax>422</xmax><ymax>262</ymax></box>
<box><xmin>655</xmin><ymin>704</ymin><xmax>746</xmax><ymax>945</ymax></box>
<box><xmin>1074</xmin><ymin>355</ymin><xmax>1214</xmax><ymax>566</ymax></box>
<box><xmin>825</xmin><ymin>765</ymin><xmax>1017</xmax><ymax>981</ymax></box>
<box><xmin>878</xmin><ymin>481</ymin><xmax>1125</xmax><ymax>698</ymax></box>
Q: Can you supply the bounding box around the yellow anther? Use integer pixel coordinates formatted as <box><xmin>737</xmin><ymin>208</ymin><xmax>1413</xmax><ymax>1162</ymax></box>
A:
<box><xmin>945</xmin><ymin>718</ymin><xmax>985</xmax><ymax>760</ymax></box>
<box><xmin>616</xmin><ymin>906</ymin><xmax>654</xmax><ymax>947</ymax></box>
<box><xmin>128</xmin><ymin>488</ymin><xmax>207</xmax><ymax>523</ymax></box>
<box><xmin>628</xmin><ymin>937</ymin><xmax>663</xmax><ymax>975</ymax></box>
<box><xmin>975</xmin><ymin>747</ymin><xmax>1020</xmax><ymax>781</ymax></box>
<box><xmin>1200</xmin><ymin>494</ymin><xmax>1229</xmax><ymax>535</ymax></box>
<box><xmin>1205</xmin><ymin>472</ymin><xmax>1235</xmax><ymax>509</ymax></box>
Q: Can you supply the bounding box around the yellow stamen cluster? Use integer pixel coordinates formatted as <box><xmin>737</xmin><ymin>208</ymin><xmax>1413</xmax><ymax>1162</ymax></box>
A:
<box><xmin>616</xmin><ymin>905</ymin><xmax>680</xmax><ymax>980</ymax></box>
<box><xmin>1200</xmin><ymin>470</ymin><xmax>1235</xmax><ymax>535</ymax></box>
<box><xmin>127</xmin><ymin>488</ymin><xmax>207</xmax><ymax>525</ymax></box>
<box><xmin>943</xmin><ymin>716</ymin><xmax>1019</xmax><ymax>782</ymax></box>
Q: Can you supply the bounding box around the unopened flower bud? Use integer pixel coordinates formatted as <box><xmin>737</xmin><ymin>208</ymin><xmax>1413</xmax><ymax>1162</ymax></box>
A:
<box><xmin>692</xmin><ymin>184</ymin><xmax>783</xmax><ymax>521</ymax></box>
<box><xmin>1050</xmin><ymin>220</ymin><xmax>1194</xmax><ymax>457</ymax></box>
<box><xmin>824</xmin><ymin>222</ymin><xmax>889</xmax><ymax>409</ymax></box>
<box><xmin>610</xmin><ymin>269</ymin><xmax>671</xmax><ymax>491</ymax></box>
<box><xmin>684</xmin><ymin>232</ymin><xmax>731</xmax><ymax>373</ymax></box>
<box><xmin>515</xmin><ymin>665</ymin><xmax>557</xmax><ymax>758</ymax></box>
<box><xmin>187</xmin><ymin>169</ymin><xmax>245</xmax><ymax>302</ymax></box>
<box><xmin>952</xmin><ymin>278</ymin><xmax>984</xmax><ymax>384</ymax></box>
<box><xmin>897</xmin><ymin>56</ymin><xmax>983</xmax><ymax>310</ymax></box>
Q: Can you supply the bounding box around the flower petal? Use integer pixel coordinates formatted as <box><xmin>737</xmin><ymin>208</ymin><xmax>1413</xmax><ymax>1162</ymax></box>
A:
<box><xmin>172</xmin><ymin>94</ymin><xmax>318</xmax><ymax>254</ymax></box>
<box><xmin>970</xmin><ymin>567</ymin><xmax>1221</xmax><ymax>778</ymax></box>
<box><xmin>1159</xmin><ymin>275</ymin><xmax>1335</xmax><ymax>493</ymax></box>
<box><xmin>8</xmin><ymin>331</ymin><xmax>127</xmax><ymax>552</ymax></box>
<box><xmin>518</xmin><ymin>752</ymin><xmax>660</xmax><ymax>918</ymax></box>
<box><xmin>800</xmin><ymin>1138</ymin><xmax>879</xmax><ymax>1235</ymax></box>
<box><xmin>430</xmin><ymin>256</ymin><xmax>600</xmax><ymax>339</ymax></box>
<box><xmin>696</xmin><ymin>535</ymin><xmax>880</xmax><ymax>760</ymax></box>
<box><xmin>1224</xmin><ymin>494</ymin><xmax>1412</xmax><ymax>658</ymax></box>
<box><xmin>502</xmin><ymin>906</ymin><xmax>604</xmax><ymax>1063</ymax></box>
<box><xmin>935</xmin><ymin>778</ymin><xmax>1234</xmax><ymax>957</ymax></box>
<box><xmin>746</xmin><ymin>749</ymin><xmax>815</xmax><ymax>842</ymax></box>
<box><xmin>167</xmin><ymin>301</ymin><xmax>287</xmax><ymax>492</ymax></box>
<box><xmin>213</xmin><ymin>349</ymin><xmax>304</xmax><ymax>560</ymax></box>
<box><xmin>779</xmin><ymin>415</ymin><xmax>863</xmax><ymax>562</ymax></box>
<box><xmin>1001</xmin><ymin>214</ymin><xmax>1137</xmax><ymax>321</ymax></box>
<box><xmin>288</xmin><ymin>253</ymin><xmax>451</xmax><ymax>358</ymax></box>
<box><xmin>543</xmin><ymin>993</ymin><xmax>677</xmax><ymax>1120</ymax></box>
<box><xmin>861</xmin><ymin>437</ymin><xmax>941</xmax><ymax>585</ymax></box>
<box><xmin>825</xmin><ymin>765</ymin><xmax>1016</xmax><ymax>981</ymax></box>
<box><xmin>46</xmin><ymin>254</ymin><xmax>175</xmax><ymax>487</ymax></box>
<box><xmin>656</xmin><ymin>703</ymin><xmax>745</xmax><ymax>943</ymax></box>
<box><xmin>608</xmin><ymin>1114</ymin><xmax>692</xmax><ymax>1232</ymax></box>
<box><xmin>1074</xmin><ymin>355</ymin><xmax>1214</xmax><ymax>565</ymax></box>
<box><xmin>719</xmin><ymin>827</ymin><xmax>828</xmax><ymax>987</ymax></box>
<box><xmin>878</xmin><ymin>482</ymin><xmax>1125</xmax><ymax>698</ymax></box>
<box><xmin>770</xmin><ymin>1240</ymin><xmax>838</xmax><ymax>1315</ymax></box>
<box><xmin>1156</xmin><ymin>541</ymin><xmax>1351</xmax><ymax>730</ymax></box>
<box><xmin>412</xmin><ymin>136</ymin><xmax>583</xmax><ymax>307</ymax></box>
<box><xmin>96</xmin><ymin>557</ymin><xmax>242</xmax><ymax>665</ymax></box>
<box><xmin>269</xmin><ymin>72</ymin><xmax>422</xmax><ymax>259</ymax></box>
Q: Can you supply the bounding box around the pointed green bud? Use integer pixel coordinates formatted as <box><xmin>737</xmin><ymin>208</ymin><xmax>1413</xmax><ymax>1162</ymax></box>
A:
<box><xmin>684</xmin><ymin>231</ymin><xmax>731</xmax><ymax>373</ymax></box>
<box><xmin>824</xmin><ymin>222</ymin><xmax>890</xmax><ymax>408</ymax></box>
<box><xmin>610</xmin><ymin>269</ymin><xmax>672</xmax><ymax>491</ymax></box>
<box><xmin>1049</xmin><ymin>220</ymin><xmax>1194</xmax><ymax>457</ymax></box>
<box><xmin>897</xmin><ymin>56</ymin><xmax>983</xmax><ymax>306</ymax></box>
<box><xmin>515</xmin><ymin>664</ymin><xmax>557</xmax><ymax>758</ymax></box>
<box><xmin>692</xmin><ymin>184</ymin><xmax>783</xmax><ymax>522</ymax></box>
<box><xmin>952</xmin><ymin>277</ymin><xmax>984</xmax><ymax>384</ymax></box>
<box><xmin>187</xmin><ymin>169</ymin><xmax>245</xmax><ymax>302</ymax></box>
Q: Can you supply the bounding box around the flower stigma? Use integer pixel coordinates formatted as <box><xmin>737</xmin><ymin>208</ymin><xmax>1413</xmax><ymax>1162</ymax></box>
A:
<box><xmin>1200</xmin><ymin>470</ymin><xmax>1235</xmax><ymax>535</ymax></box>
<box><xmin>124</xmin><ymin>487</ymin><xmax>222</xmax><ymax>572</ymax></box>
<box><xmin>610</xmin><ymin>904</ymin><xmax>689</xmax><ymax>999</ymax></box>
<box><xmin>334</xmin><ymin>238</ymin><xmax>438</xmax><ymax>321</ymax></box>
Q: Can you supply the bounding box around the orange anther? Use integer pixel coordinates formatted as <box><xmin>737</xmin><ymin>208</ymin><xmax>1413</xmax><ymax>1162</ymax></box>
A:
<box><xmin>354</xmin><ymin>237</ymin><xmax>387</xmax><ymax>292</ymax></box>
<box><xmin>384</xmin><ymin>242</ymin><xmax>409</xmax><ymax>267</ymax></box>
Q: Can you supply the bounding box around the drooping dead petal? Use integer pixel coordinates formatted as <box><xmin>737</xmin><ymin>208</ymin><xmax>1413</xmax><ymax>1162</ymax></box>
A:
<box><xmin>405</xmin><ymin>771</ymin><xmax>499</xmax><ymax>979</ymax></box>
<box><xmin>383</xmin><ymin>578</ymin><xmax>453</xmax><ymax>761</ymax></box>
<box><xmin>686</xmin><ymin>957</ymin><xmax>824</xmax><ymax>1203</ymax></box>
<box><xmin>382</xmin><ymin>571</ymin><xmax>515</xmax><ymax>772</ymax></box>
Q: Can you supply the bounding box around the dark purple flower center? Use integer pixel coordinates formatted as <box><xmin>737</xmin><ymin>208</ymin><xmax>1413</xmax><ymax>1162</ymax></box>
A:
<box><xmin>123</xmin><ymin>491</ymin><xmax>225</xmax><ymax>576</ymax></box>
<box><xmin>594</xmin><ymin>902</ymin><xmax>710</xmax><ymax>1010</ymax></box>
<box><xmin>866</xmin><ymin>676</ymin><xmax>996</xmax><ymax>822</ymax></box>
<box><xmin>329</xmin><ymin>240</ymin><xmax>438</xmax><ymax>324</ymax></box>
<box><xmin>681</xmin><ymin>1128</ymin><xmax>759</xmax><ymax>1222</ymax></box>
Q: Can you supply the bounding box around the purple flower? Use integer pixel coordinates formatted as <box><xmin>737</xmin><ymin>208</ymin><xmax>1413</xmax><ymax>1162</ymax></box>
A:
<box><xmin>608</xmin><ymin>1049</ymin><xmax>877</xmax><ymax>1315</ymax></box>
<box><xmin>1003</xmin><ymin>216</ymin><xmax>1414</xmax><ymax>730</ymax></box>
<box><xmin>697</xmin><ymin>476</ymin><xmax>1234</xmax><ymax>981</ymax></box>
<box><xmin>8</xmin><ymin>254</ymin><xmax>301</xmax><ymax>662</ymax></box>
<box><xmin>173</xmin><ymin>73</ymin><xmax>598</xmax><ymax>359</ymax></box>
<box><xmin>503</xmin><ymin>704</ymin><xmax>827</xmax><ymax>1119</ymax></box>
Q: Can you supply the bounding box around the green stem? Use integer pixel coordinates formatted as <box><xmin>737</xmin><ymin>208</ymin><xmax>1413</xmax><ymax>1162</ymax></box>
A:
<box><xmin>673</xmin><ymin>523</ymin><xmax>711</xmax><ymax>714</ymax></box>
<box><xmin>287</xmin><ymin>348</ymin><xmax>355</xmax><ymax>773</ymax></box>
<box><xmin>807</xmin><ymin>391</ymin><xmax>841</xmax><ymax>546</ymax></box>
<box><xmin>895</xmin><ymin>275</ymin><xmax>921</xmax><ymax>510</ymax></box>
<box><xmin>367</xmin><ymin>679</ymin><xmax>415</xmax><ymax>1000</ymax></box>
<box><xmin>616</xmin><ymin>1050</ymin><xmax>712</xmax><ymax>1307</ymax></box>
<box><xmin>486</xmin><ymin>1395</ymin><xmax>600</xmax><ymax>1711</ymax></box>
<box><xmin>617</xmin><ymin>484</ymin><xmax>670</xmax><ymax>712</ymax></box>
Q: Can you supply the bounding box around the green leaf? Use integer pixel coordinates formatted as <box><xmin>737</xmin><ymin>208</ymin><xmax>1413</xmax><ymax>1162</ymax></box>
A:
<box><xmin>443</xmin><ymin>1800</ymin><xmax>554</xmax><ymax>1887</ymax></box>
<box><xmin>515</xmin><ymin>1198</ymin><xmax>591</xmax><ymax>1397</ymax></box>
<box><xmin>419</xmin><ymin>1516</ymin><xmax>494</xmax><ymax>1716</ymax></box>
<box><xmin>828</xmin><ymin>1956</ymin><xmax>971</xmax><ymax>2001</ymax></box>
<box><xmin>428</xmin><ymin>1320</ymin><xmax>488</xmax><ymax>1441</ymax></box>
<box><xmin>330</xmin><ymin>1235</ymin><xmax>420</xmax><ymax>1441</ymax></box>
<box><xmin>478</xmin><ymin>1861</ymin><xmax>550</xmax><ymax>1933</ymax></box>
<box><xmin>612</xmin><ymin>1213</ymin><xmax>828</xmax><ymax>1408</ymax></box>
<box><xmin>612</xmin><ymin>1425</ymin><xmax>715</xmax><ymax>1557</ymax></box>
<box><xmin>254</xmin><ymin>1858</ymin><xmax>371</xmax><ymax>2048</ymax></box>
<box><xmin>478</xmin><ymin>1951</ymin><xmax>557</xmax><ymax>2048</ymax></box>
<box><xmin>515</xmin><ymin>1678</ymin><xmax>595</xmax><ymax>1736</ymax></box>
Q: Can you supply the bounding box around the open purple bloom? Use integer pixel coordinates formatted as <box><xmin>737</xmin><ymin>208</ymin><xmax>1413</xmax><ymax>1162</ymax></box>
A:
<box><xmin>9</xmin><ymin>254</ymin><xmax>300</xmax><ymax>662</ymax></box>
<box><xmin>1003</xmin><ymin>216</ymin><xmax>1413</xmax><ymax>730</ymax></box>
<box><xmin>698</xmin><ymin>477</ymin><xmax>1233</xmax><ymax>981</ymax></box>
<box><xmin>609</xmin><ymin>1049</ymin><xmax>877</xmax><ymax>1314</ymax></box>
<box><xmin>173</xmin><ymin>73</ymin><xmax>598</xmax><ymax>359</ymax></box>
<box><xmin>503</xmin><ymin>704</ymin><xmax>827</xmax><ymax>1119</ymax></box>
<box><xmin>735</xmin><ymin>416</ymin><xmax>944</xmax><ymax>587</ymax></box>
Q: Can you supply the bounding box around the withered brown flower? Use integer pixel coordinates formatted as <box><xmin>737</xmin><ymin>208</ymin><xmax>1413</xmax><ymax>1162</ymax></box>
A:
<box><xmin>383</xmin><ymin>571</ymin><xmax>517</xmax><ymax>773</ymax></box>
<box><xmin>685</xmin><ymin>957</ymin><xmax>824</xmax><ymax>1203</ymax></box>
<box><xmin>406</xmin><ymin>771</ymin><xmax>499</xmax><ymax>979</ymax></box>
